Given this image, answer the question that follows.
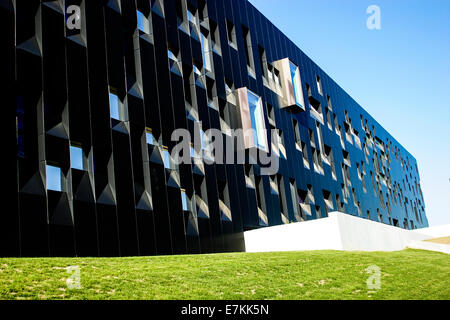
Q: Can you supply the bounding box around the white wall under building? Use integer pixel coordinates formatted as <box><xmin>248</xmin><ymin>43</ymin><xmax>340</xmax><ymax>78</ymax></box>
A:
<box><xmin>244</xmin><ymin>212</ymin><xmax>450</xmax><ymax>253</ymax></box>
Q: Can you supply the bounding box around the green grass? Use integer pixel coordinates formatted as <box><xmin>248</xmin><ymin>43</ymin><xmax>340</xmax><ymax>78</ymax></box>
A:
<box><xmin>0</xmin><ymin>249</ymin><xmax>449</xmax><ymax>300</ymax></box>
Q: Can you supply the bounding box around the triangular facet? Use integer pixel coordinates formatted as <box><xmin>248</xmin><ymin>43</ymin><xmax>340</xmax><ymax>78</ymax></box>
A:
<box><xmin>152</xmin><ymin>0</ymin><xmax>164</xmax><ymax>18</ymax></box>
<box><xmin>107</xmin><ymin>0</ymin><xmax>121</xmax><ymax>13</ymax></box>
<box><xmin>185</xmin><ymin>212</ymin><xmax>199</xmax><ymax>236</ymax></box>
<box><xmin>20</xmin><ymin>172</ymin><xmax>45</xmax><ymax>196</ymax></box>
<box><xmin>167</xmin><ymin>171</ymin><xmax>181</xmax><ymax>189</ymax></box>
<box><xmin>47</xmin><ymin>122</ymin><xmax>69</xmax><ymax>139</ymax></box>
<box><xmin>97</xmin><ymin>184</ymin><xmax>116</xmax><ymax>206</ymax></box>
<box><xmin>67</xmin><ymin>34</ymin><xmax>87</xmax><ymax>47</ymax></box>
<box><xmin>50</xmin><ymin>194</ymin><xmax>74</xmax><ymax>226</ymax></box>
<box><xmin>149</xmin><ymin>147</ymin><xmax>164</xmax><ymax>165</ymax></box>
<box><xmin>112</xmin><ymin>120</ymin><xmax>130</xmax><ymax>134</ymax></box>
<box><xmin>42</xmin><ymin>0</ymin><xmax>64</xmax><ymax>14</ymax></box>
<box><xmin>73</xmin><ymin>173</ymin><xmax>95</xmax><ymax>203</ymax></box>
<box><xmin>195</xmin><ymin>195</ymin><xmax>209</xmax><ymax>219</ymax></box>
<box><xmin>127</xmin><ymin>82</ymin><xmax>143</xmax><ymax>99</ymax></box>
<box><xmin>136</xmin><ymin>191</ymin><xmax>153</xmax><ymax>211</ymax></box>
<box><xmin>17</xmin><ymin>37</ymin><xmax>42</xmax><ymax>57</ymax></box>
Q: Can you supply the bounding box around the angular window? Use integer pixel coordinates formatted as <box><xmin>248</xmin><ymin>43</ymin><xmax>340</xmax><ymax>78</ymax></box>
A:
<box><xmin>255</xmin><ymin>176</ymin><xmax>268</xmax><ymax>226</ymax></box>
<box><xmin>247</xmin><ymin>90</ymin><xmax>267</xmax><ymax>151</ymax></box>
<box><xmin>168</xmin><ymin>45</ymin><xmax>182</xmax><ymax>76</ymax></box>
<box><xmin>259</xmin><ymin>46</ymin><xmax>268</xmax><ymax>80</ymax></box>
<box><xmin>137</xmin><ymin>10</ymin><xmax>151</xmax><ymax>35</ymax></box>
<box><xmin>163</xmin><ymin>147</ymin><xmax>173</xmax><ymax>170</ymax></box>
<box><xmin>209</xmin><ymin>20</ymin><xmax>221</xmax><ymax>54</ymax></box>
<box><xmin>301</xmin><ymin>141</ymin><xmax>310</xmax><ymax>169</ymax></box>
<box><xmin>194</xmin><ymin>175</ymin><xmax>209</xmax><ymax>219</ymax></box>
<box><xmin>242</xmin><ymin>25</ymin><xmax>255</xmax><ymax>77</ymax></box>
<box><xmin>277</xmin><ymin>176</ymin><xmax>289</xmax><ymax>222</ymax></box>
<box><xmin>145</xmin><ymin>127</ymin><xmax>156</xmax><ymax>145</ymax></box>
<box><xmin>187</xmin><ymin>8</ymin><xmax>197</xmax><ymax>25</ymax></box>
<box><xmin>109</xmin><ymin>91</ymin><xmax>121</xmax><ymax>121</ymax></box>
<box><xmin>325</xmin><ymin>108</ymin><xmax>333</xmax><ymax>131</ymax></box>
<box><xmin>324</xmin><ymin>145</ymin><xmax>337</xmax><ymax>180</ymax></box>
<box><xmin>322</xmin><ymin>190</ymin><xmax>333</xmax><ymax>216</ymax></box>
<box><xmin>175</xmin><ymin>0</ymin><xmax>189</xmax><ymax>34</ymax></box>
<box><xmin>70</xmin><ymin>144</ymin><xmax>85</xmax><ymax>170</ymax></box>
<box><xmin>327</xmin><ymin>95</ymin><xmax>333</xmax><ymax>111</ymax></box>
<box><xmin>289</xmin><ymin>61</ymin><xmax>305</xmax><ymax>108</ymax></box>
<box><xmin>343</xmin><ymin>150</ymin><xmax>351</xmax><ymax>167</ymax></box>
<box><xmin>181</xmin><ymin>189</ymin><xmax>189</xmax><ymax>211</ymax></box>
<box><xmin>245</xmin><ymin>164</ymin><xmax>255</xmax><ymax>189</ymax></box>
<box><xmin>267</xmin><ymin>103</ymin><xmax>275</xmax><ymax>128</ymax></box>
<box><xmin>200</xmin><ymin>27</ymin><xmax>213</xmax><ymax>72</ymax></box>
<box><xmin>292</xmin><ymin>119</ymin><xmax>302</xmax><ymax>151</ymax></box>
<box><xmin>46</xmin><ymin>165</ymin><xmax>63</xmax><ymax>192</ymax></box>
<box><xmin>316</xmin><ymin>75</ymin><xmax>323</xmax><ymax>95</ymax></box>
<box><xmin>309</xmin><ymin>97</ymin><xmax>323</xmax><ymax>124</ymax></box>
<box><xmin>336</xmin><ymin>194</ymin><xmax>345</xmax><ymax>212</ymax></box>
<box><xmin>226</xmin><ymin>19</ymin><xmax>237</xmax><ymax>50</ymax></box>
<box><xmin>289</xmin><ymin>179</ymin><xmax>301</xmax><ymax>222</ymax></box>
<box><xmin>273</xmin><ymin>129</ymin><xmax>286</xmax><ymax>159</ymax></box>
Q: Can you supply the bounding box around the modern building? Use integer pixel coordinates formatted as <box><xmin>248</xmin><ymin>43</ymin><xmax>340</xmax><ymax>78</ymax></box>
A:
<box><xmin>1</xmin><ymin>0</ymin><xmax>428</xmax><ymax>257</ymax></box>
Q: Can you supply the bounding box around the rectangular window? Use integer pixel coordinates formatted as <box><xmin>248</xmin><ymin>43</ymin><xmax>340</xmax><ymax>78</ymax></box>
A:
<box><xmin>70</xmin><ymin>145</ymin><xmax>84</xmax><ymax>170</ymax></box>
<box><xmin>46</xmin><ymin>165</ymin><xmax>63</xmax><ymax>192</ymax></box>
<box><xmin>289</xmin><ymin>62</ymin><xmax>305</xmax><ymax>108</ymax></box>
<box><xmin>247</xmin><ymin>90</ymin><xmax>267</xmax><ymax>151</ymax></box>
<box><xmin>109</xmin><ymin>91</ymin><xmax>121</xmax><ymax>120</ymax></box>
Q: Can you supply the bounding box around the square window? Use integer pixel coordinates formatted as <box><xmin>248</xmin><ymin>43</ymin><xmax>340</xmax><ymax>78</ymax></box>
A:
<box><xmin>46</xmin><ymin>165</ymin><xmax>62</xmax><ymax>192</ymax></box>
<box><xmin>70</xmin><ymin>145</ymin><xmax>84</xmax><ymax>170</ymax></box>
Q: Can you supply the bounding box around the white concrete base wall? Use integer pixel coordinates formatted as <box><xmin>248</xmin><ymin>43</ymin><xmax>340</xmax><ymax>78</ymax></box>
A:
<box><xmin>414</xmin><ymin>224</ymin><xmax>450</xmax><ymax>239</ymax></box>
<box><xmin>407</xmin><ymin>240</ymin><xmax>450</xmax><ymax>255</ymax></box>
<box><xmin>244</xmin><ymin>213</ymin><xmax>344</xmax><ymax>253</ymax></box>
<box><xmin>244</xmin><ymin>212</ymin><xmax>449</xmax><ymax>253</ymax></box>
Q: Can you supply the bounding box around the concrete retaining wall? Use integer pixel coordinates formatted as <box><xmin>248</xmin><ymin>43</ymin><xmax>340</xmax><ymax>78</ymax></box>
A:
<box><xmin>244</xmin><ymin>212</ymin><xmax>449</xmax><ymax>253</ymax></box>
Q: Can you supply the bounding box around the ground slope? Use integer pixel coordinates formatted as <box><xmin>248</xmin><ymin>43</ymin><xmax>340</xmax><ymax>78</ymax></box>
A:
<box><xmin>0</xmin><ymin>249</ymin><xmax>448</xmax><ymax>300</ymax></box>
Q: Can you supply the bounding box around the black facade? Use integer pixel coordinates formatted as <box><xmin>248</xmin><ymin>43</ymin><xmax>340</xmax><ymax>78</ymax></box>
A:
<box><xmin>1</xmin><ymin>0</ymin><xmax>428</xmax><ymax>257</ymax></box>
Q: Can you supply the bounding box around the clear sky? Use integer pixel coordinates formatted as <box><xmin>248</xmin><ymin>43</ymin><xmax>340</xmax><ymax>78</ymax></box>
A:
<box><xmin>249</xmin><ymin>0</ymin><xmax>450</xmax><ymax>226</ymax></box>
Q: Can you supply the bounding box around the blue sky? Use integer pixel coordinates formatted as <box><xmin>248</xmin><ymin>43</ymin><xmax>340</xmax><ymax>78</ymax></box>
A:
<box><xmin>249</xmin><ymin>0</ymin><xmax>450</xmax><ymax>226</ymax></box>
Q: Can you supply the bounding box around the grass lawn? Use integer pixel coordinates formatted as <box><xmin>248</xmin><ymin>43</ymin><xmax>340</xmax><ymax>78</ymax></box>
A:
<box><xmin>0</xmin><ymin>249</ymin><xmax>448</xmax><ymax>300</ymax></box>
